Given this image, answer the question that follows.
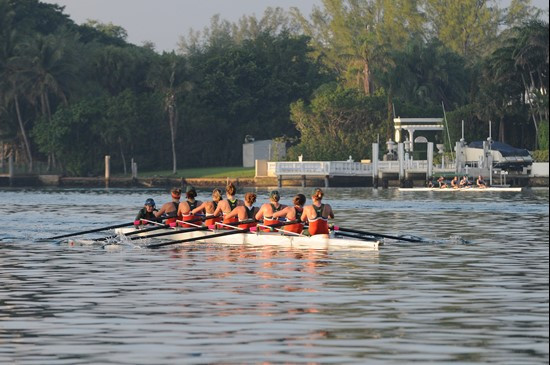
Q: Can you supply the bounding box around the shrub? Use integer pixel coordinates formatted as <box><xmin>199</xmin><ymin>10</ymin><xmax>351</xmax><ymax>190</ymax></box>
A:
<box><xmin>531</xmin><ymin>149</ymin><xmax>549</xmax><ymax>162</ymax></box>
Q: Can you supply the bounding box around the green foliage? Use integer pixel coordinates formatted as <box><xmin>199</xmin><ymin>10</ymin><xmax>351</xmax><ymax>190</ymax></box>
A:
<box><xmin>531</xmin><ymin>149</ymin><xmax>549</xmax><ymax>162</ymax></box>
<box><xmin>538</xmin><ymin>120</ymin><xmax>549</xmax><ymax>150</ymax></box>
<box><xmin>32</xmin><ymin>98</ymin><xmax>105</xmax><ymax>175</ymax></box>
<box><xmin>1</xmin><ymin>0</ymin><xmax>548</xmax><ymax>176</ymax></box>
<box><xmin>288</xmin><ymin>83</ymin><xmax>386</xmax><ymax>160</ymax></box>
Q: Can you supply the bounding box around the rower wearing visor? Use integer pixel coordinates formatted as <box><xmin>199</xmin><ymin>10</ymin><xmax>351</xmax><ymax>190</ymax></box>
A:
<box><xmin>134</xmin><ymin>198</ymin><xmax>160</xmax><ymax>227</ymax></box>
<box><xmin>302</xmin><ymin>188</ymin><xmax>334</xmax><ymax>236</ymax></box>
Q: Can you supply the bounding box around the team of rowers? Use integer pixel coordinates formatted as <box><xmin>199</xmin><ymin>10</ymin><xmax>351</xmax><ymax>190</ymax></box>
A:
<box><xmin>134</xmin><ymin>183</ymin><xmax>335</xmax><ymax>236</ymax></box>
<box><xmin>430</xmin><ymin>175</ymin><xmax>487</xmax><ymax>189</ymax></box>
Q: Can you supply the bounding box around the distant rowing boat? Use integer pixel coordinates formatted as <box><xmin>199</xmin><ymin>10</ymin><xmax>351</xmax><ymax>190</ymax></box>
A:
<box><xmin>398</xmin><ymin>186</ymin><xmax>523</xmax><ymax>192</ymax></box>
<box><xmin>114</xmin><ymin>227</ymin><xmax>381</xmax><ymax>250</ymax></box>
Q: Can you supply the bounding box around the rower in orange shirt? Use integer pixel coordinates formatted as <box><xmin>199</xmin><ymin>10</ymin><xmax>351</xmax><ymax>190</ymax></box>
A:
<box><xmin>255</xmin><ymin>190</ymin><xmax>286</xmax><ymax>232</ymax></box>
<box><xmin>272</xmin><ymin>193</ymin><xmax>306</xmax><ymax>234</ymax></box>
<box><xmin>302</xmin><ymin>188</ymin><xmax>334</xmax><ymax>236</ymax></box>
<box><xmin>213</xmin><ymin>182</ymin><xmax>244</xmax><ymax>227</ymax></box>
<box><xmin>224</xmin><ymin>192</ymin><xmax>259</xmax><ymax>230</ymax></box>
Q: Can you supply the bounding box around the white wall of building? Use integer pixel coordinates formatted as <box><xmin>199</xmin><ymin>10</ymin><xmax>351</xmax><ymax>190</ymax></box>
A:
<box><xmin>243</xmin><ymin>140</ymin><xmax>286</xmax><ymax>167</ymax></box>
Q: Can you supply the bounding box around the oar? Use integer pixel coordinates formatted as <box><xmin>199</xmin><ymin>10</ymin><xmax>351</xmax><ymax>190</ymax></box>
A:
<box><xmin>331</xmin><ymin>225</ymin><xmax>425</xmax><ymax>243</ymax></box>
<box><xmin>128</xmin><ymin>225</ymin><xmax>209</xmax><ymax>241</ymax></box>
<box><xmin>39</xmin><ymin>221</ymin><xmax>137</xmax><ymax>241</ymax></box>
<box><xmin>332</xmin><ymin>230</ymin><xmax>379</xmax><ymax>242</ymax></box>
<box><xmin>148</xmin><ymin>228</ymin><xmax>250</xmax><ymax>249</ymax></box>
<box><xmin>94</xmin><ymin>215</ymin><xmax>215</xmax><ymax>242</ymax></box>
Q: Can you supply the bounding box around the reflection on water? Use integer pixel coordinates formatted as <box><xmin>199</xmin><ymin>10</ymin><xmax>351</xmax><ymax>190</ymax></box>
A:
<box><xmin>0</xmin><ymin>187</ymin><xmax>548</xmax><ymax>364</ymax></box>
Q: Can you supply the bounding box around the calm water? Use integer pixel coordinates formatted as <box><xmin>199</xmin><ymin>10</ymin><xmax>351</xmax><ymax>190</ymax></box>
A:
<box><xmin>1</xmin><ymin>187</ymin><xmax>548</xmax><ymax>364</ymax></box>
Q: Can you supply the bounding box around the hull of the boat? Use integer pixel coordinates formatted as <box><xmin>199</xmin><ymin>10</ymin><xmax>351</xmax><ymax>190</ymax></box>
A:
<box><xmin>398</xmin><ymin>187</ymin><xmax>523</xmax><ymax>192</ymax></box>
<box><xmin>115</xmin><ymin>227</ymin><xmax>381</xmax><ymax>250</ymax></box>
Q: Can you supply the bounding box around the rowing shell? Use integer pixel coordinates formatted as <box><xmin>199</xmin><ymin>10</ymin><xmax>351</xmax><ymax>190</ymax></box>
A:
<box><xmin>114</xmin><ymin>227</ymin><xmax>381</xmax><ymax>250</ymax></box>
<box><xmin>398</xmin><ymin>187</ymin><xmax>523</xmax><ymax>192</ymax></box>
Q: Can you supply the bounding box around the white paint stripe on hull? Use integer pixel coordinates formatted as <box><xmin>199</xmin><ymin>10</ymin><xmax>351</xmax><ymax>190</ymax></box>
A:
<box><xmin>398</xmin><ymin>187</ymin><xmax>522</xmax><ymax>192</ymax></box>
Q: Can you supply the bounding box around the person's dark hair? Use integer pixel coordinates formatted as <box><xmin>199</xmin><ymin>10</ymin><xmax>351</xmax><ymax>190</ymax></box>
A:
<box><xmin>312</xmin><ymin>188</ymin><xmax>323</xmax><ymax>200</ymax></box>
<box><xmin>244</xmin><ymin>192</ymin><xmax>257</xmax><ymax>205</ymax></box>
<box><xmin>293</xmin><ymin>194</ymin><xmax>306</xmax><ymax>206</ymax></box>
<box><xmin>226</xmin><ymin>182</ymin><xmax>236</xmax><ymax>196</ymax></box>
<box><xmin>171</xmin><ymin>187</ymin><xmax>182</xmax><ymax>198</ymax></box>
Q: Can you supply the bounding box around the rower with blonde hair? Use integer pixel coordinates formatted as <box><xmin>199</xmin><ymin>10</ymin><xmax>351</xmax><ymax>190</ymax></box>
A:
<box><xmin>302</xmin><ymin>188</ymin><xmax>334</xmax><ymax>236</ymax></box>
<box><xmin>213</xmin><ymin>182</ymin><xmax>244</xmax><ymax>226</ymax></box>
<box><xmin>191</xmin><ymin>188</ymin><xmax>223</xmax><ymax>227</ymax></box>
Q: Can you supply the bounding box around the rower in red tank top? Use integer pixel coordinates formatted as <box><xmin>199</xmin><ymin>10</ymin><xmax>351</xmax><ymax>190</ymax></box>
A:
<box><xmin>212</xmin><ymin>182</ymin><xmax>244</xmax><ymax>229</ymax></box>
<box><xmin>302</xmin><ymin>188</ymin><xmax>334</xmax><ymax>236</ymax></box>
<box><xmin>255</xmin><ymin>190</ymin><xmax>286</xmax><ymax>232</ymax></box>
<box><xmin>272</xmin><ymin>193</ymin><xmax>306</xmax><ymax>234</ymax></box>
<box><xmin>224</xmin><ymin>192</ymin><xmax>259</xmax><ymax>230</ymax></box>
<box><xmin>177</xmin><ymin>186</ymin><xmax>203</xmax><ymax>227</ymax></box>
<box><xmin>191</xmin><ymin>188</ymin><xmax>223</xmax><ymax>227</ymax></box>
<box><xmin>154</xmin><ymin>187</ymin><xmax>182</xmax><ymax>224</ymax></box>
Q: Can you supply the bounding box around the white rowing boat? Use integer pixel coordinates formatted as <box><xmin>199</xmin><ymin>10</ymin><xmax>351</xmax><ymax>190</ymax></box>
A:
<box><xmin>114</xmin><ymin>227</ymin><xmax>381</xmax><ymax>250</ymax></box>
<box><xmin>398</xmin><ymin>186</ymin><xmax>523</xmax><ymax>192</ymax></box>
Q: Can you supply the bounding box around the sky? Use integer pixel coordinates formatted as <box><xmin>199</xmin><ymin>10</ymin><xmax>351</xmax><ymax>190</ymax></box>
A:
<box><xmin>41</xmin><ymin>0</ymin><xmax>322</xmax><ymax>52</ymax></box>
<box><xmin>41</xmin><ymin>0</ymin><xmax>549</xmax><ymax>53</ymax></box>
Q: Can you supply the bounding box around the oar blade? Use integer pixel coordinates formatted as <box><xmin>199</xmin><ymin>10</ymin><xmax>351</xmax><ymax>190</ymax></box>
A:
<box><xmin>42</xmin><ymin>221</ymin><xmax>136</xmax><ymax>241</ymax></box>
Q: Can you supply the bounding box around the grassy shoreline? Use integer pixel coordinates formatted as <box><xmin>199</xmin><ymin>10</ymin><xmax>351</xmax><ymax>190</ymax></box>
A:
<box><xmin>115</xmin><ymin>166</ymin><xmax>255</xmax><ymax>179</ymax></box>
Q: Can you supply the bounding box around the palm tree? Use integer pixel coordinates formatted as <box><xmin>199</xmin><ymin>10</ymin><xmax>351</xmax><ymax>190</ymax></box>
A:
<box><xmin>18</xmin><ymin>33</ymin><xmax>79</xmax><ymax>169</ymax></box>
<box><xmin>0</xmin><ymin>0</ymin><xmax>33</xmax><ymax>171</ymax></box>
<box><xmin>147</xmin><ymin>52</ymin><xmax>190</xmax><ymax>174</ymax></box>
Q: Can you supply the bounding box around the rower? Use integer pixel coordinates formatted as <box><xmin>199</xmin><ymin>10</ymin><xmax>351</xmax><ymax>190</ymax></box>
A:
<box><xmin>224</xmin><ymin>192</ymin><xmax>259</xmax><ymax>230</ymax></box>
<box><xmin>255</xmin><ymin>190</ymin><xmax>286</xmax><ymax>232</ymax></box>
<box><xmin>302</xmin><ymin>188</ymin><xmax>334</xmax><ymax>236</ymax></box>
<box><xmin>272</xmin><ymin>193</ymin><xmax>306</xmax><ymax>234</ymax></box>
<box><xmin>177</xmin><ymin>186</ymin><xmax>203</xmax><ymax>227</ymax></box>
<box><xmin>459</xmin><ymin>176</ymin><xmax>470</xmax><ymax>188</ymax></box>
<box><xmin>155</xmin><ymin>187</ymin><xmax>181</xmax><ymax>224</ymax></box>
<box><xmin>213</xmin><ymin>182</ymin><xmax>244</xmax><ymax>227</ymax></box>
<box><xmin>437</xmin><ymin>176</ymin><xmax>448</xmax><ymax>189</ymax></box>
<box><xmin>476</xmin><ymin>175</ymin><xmax>487</xmax><ymax>188</ymax></box>
<box><xmin>191</xmin><ymin>188</ymin><xmax>223</xmax><ymax>227</ymax></box>
<box><xmin>134</xmin><ymin>198</ymin><xmax>160</xmax><ymax>227</ymax></box>
<box><xmin>450</xmin><ymin>176</ymin><xmax>459</xmax><ymax>189</ymax></box>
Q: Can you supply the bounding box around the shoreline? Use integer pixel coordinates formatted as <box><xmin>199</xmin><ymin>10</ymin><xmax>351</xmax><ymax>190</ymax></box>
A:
<box><xmin>1</xmin><ymin>174</ymin><xmax>548</xmax><ymax>188</ymax></box>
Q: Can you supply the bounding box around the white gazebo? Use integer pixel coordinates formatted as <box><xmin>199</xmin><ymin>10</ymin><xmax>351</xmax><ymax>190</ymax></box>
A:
<box><xmin>393</xmin><ymin>117</ymin><xmax>444</xmax><ymax>151</ymax></box>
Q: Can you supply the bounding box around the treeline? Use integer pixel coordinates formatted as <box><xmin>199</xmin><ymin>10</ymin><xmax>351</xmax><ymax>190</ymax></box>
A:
<box><xmin>0</xmin><ymin>0</ymin><xmax>548</xmax><ymax>176</ymax></box>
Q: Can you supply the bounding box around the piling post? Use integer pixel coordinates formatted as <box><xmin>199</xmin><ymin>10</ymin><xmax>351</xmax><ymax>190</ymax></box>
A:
<box><xmin>398</xmin><ymin>142</ymin><xmax>405</xmax><ymax>187</ymax></box>
<box><xmin>8</xmin><ymin>153</ymin><xmax>14</xmax><ymax>187</ymax></box>
<box><xmin>427</xmin><ymin>142</ymin><xmax>434</xmax><ymax>183</ymax></box>
<box><xmin>105</xmin><ymin>155</ymin><xmax>110</xmax><ymax>188</ymax></box>
<box><xmin>372</xmin><ymin>143</ymin><xmax>379</xmax><ymax>188</ymax></box>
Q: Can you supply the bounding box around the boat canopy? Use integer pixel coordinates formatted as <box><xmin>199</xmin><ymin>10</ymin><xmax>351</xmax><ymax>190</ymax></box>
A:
<box><xmin>467</xmin><ymin>141</ymin><xmax>531</xmax><ymax>157</ymax></box>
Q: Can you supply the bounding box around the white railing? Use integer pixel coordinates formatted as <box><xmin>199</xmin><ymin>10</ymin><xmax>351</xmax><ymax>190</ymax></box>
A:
<box><xmin>266</xmin><ymin>160</ymin><xmax>458</xmax><ymax>177</ymax></box>
<box><xmin>274</xmin><ymin>161</ymin><xmax>372</xmax><ymax>176</ymax></box>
